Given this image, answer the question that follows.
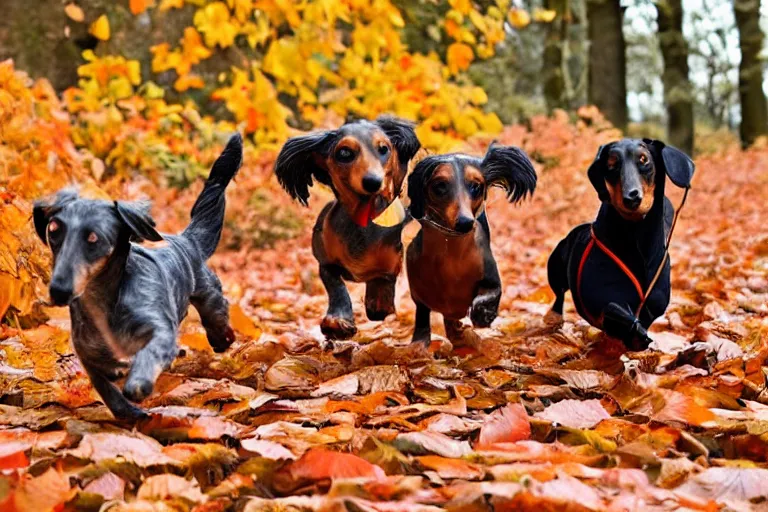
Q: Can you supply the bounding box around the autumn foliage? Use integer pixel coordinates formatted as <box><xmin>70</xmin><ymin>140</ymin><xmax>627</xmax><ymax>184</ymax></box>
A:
<box><xmin>2</xmin><ymin>0</ymin><xmax>768</xmax><ymax>510</ymax></box>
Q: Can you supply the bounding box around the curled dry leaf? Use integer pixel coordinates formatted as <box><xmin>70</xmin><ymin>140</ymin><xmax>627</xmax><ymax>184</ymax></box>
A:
<box><xmin>82</xmin><ymin>472</ymin><xmax>126</xmax><ymax>501</ymax></box>
<box><xmin>240</xmin><ymin>438</ymin><xmax>296</xmax><ymax>460</ymax></box>
<box><xmin>395</xmin><ymin>431</ymin><xmax>473</xmax><ymax>458</ymax></box>
<box><xmin>534</xmin><ymin>399</ymin><xmax>611</xmax><ymax>429</ymax></box>
<box><xmin>137</xmin><ymin>474</ymin><xmax>206</xmax><ymax>503</ymax></box>
<box><xmin>675</xmin><ymin>467</ymin><xmax>768</xmax><ymax>503</ymax></box>
<box><xmin>67</xmin><ymin>432</ymin><xmax>179</xmax><ymax>467</ymax></box>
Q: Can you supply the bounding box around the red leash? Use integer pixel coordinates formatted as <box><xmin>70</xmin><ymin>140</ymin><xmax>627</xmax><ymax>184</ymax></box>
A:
<box><xmin>575</xmin><ymin>188</ymin><xmax>690</xmax><ymax>326</ymax></box>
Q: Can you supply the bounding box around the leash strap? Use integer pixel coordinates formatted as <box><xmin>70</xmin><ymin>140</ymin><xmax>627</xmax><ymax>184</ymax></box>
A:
<box><xmin>576</xmin><ymin>187</ymin><xmax>690</xmax><ymax>325</ymax></box>
<box><xmin>634</xmin><ymin>186</ymin><xmax>689</xmax><ymax>316</ymax></box>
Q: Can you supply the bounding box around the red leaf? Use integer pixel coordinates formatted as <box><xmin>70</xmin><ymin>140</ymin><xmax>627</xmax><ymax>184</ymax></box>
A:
<box><xmin>476</xmin><ymin>403</ymin><xmax>531</xmax><ymax>448</ymax></box>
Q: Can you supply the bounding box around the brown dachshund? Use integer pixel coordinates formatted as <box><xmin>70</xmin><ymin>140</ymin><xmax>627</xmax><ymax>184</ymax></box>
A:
<box><xmin>274</xmin><ymin>117</ymin><xmax>420</xmax><ymax>340</ymax></box>
<box><xmin>406</xmin><ymin>145</ymin><xmax>537</xmax><ymax>347</ymax></box>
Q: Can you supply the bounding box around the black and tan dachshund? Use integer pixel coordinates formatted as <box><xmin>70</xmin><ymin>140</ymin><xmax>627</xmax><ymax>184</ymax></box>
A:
<box><xmin>274</xmin><ymin>117</ymin><xmax>420</xmax><ymax>340</ymax></box>
<box><xmin>406</xmin><ymin>145</ymin><xmax>537</xmax><ymax>347</ymax></box>
<box><xmin>547</xmin><ymin>138</ymin><xmax>694</xmax><ymax>349</ymax></box>
<box><xmin>34</xmin><ymin>134</ymin><xmax>242</xmax><ymax>420</ymax></box>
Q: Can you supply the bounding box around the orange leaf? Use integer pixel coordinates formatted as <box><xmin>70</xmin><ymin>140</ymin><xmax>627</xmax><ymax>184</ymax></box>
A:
<box><xmin>64</xmin><ymin>3</ymin><xmax>85</xmax><ymax>22</ymax></box>
<box><xmin>285</xmin><ymin>448</ymin><xmax>386</xmax><ymax>482</ymax></box>
<box><xmin>446</xmin><ymin>43</ymin><xmax>474</xmax><ymax>75</ymax></box>
<box><xmin>0</xmin><ymin>442</ymin><xmax>29</xmax><ymax>470</ymax></box>
<box><xmin>476</xmin><ymin>403</ymin><xmax>531</xmax><ymax>447</ymax></box>
<box><xmin>417</xmin><ymin>455</ymin><xmax>485</xmax><ymax>480</ymax></box>
<box><xmin>229</xmin><ymin>304</ymin><xmax>261</xmax><ymax>339</ymax></box>
<box><xmin>129</xmin><ymin>0</ymin><xmax>154</xmax><ymax>15</ymax></box>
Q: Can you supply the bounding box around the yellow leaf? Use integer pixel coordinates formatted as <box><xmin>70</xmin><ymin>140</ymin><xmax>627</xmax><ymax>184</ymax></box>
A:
<box><xmin>468</xmin><ymin>10</ymin><xmax>488</xmax><ymax>33</ymax></box>
<box><xmin>371</xmin><ymin>198</ymin><xmax>406</xmax><ymax>227</ymax></box>
<box><xmin>129</xmin><ymin>0</ymin><xmax>155</xmax><ymax>15</ymax></box>
<box><xmin>448</xmin><ymin>0</ymin><xmax>472</xmax><ymax>15</ymax></box>
<box><xmin>64</xmin><ymin>3</ymin><xmax>85</xmax><ymax>22</ymax></box>
<box><xmin>446</xmin><ymin>42</ymin><xmax>474</xmax><ymax>75</ymax></box>
<box><xmin>89</xmin><ymin>15</ymin><xmax>111</xmax><ymax>41</ymax></box>
<box><xmin>533</xmin><ymin>8</ymin><xmax>557</xmax><ymax>22</ymax></box>
<box><xmin>194</xmin><ymin>2</ymin><xmax>238</xmax><ymax>48</ymax></box>
<box><xmin>508</xmin><ymin>9</ymin><xmax>531</xmax><ymax>29</ymax></box>
<box><xmin>159</xmin><ymin>0</ymin><xmax>184</xmax><ymax>10</ymax></box>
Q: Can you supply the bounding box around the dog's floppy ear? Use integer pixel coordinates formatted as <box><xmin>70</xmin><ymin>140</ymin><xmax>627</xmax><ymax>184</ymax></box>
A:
<box><xmin>480</xmin><ymin>144</ymin><xmax>537</xmax><ymax>203</ymax></box>
<box><xmin>114</xmin><ymin>201</ymin><xmax>163</xmax><ymax>242</ymax></box>
<box><xmin>33</xmin><ymin>189</ymin><xmax>78</xmax><ymax>242</ymax></box>
<box><xmin>375</xmin><ymin>116</ymin><xmax>421</xmax><ymax>165</ymax></box>
<box><xmin>644</xmin><ymin>138</ymin><xmax>695</xmax><ymax>189</ymax></box>
<box><xmin>274</xmin><ymin>130</ymin><xmax>336</xmax><ymax>206</ymax></box>
<box><xmin>407</xmin><ymin>157</ymin><xmax>435</xmax><ymax>219</ymax></box>
<box><xmin>587</xmin><ymin>144</ymin><xmax>611</xmax><ymax>201</ymax></box>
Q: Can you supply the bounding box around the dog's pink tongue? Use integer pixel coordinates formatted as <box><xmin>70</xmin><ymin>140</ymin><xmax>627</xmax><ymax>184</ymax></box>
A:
<box><xmin>353</xmin><ymin>198</ymin><xmax>374</xmax><ymax>227</ymax></box>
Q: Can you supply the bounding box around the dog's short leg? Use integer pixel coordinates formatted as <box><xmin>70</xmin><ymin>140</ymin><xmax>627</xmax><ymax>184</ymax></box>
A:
<box><xmin>85</xmin><ymin>365</ymin><xmax>148</xmax><ymax>420</ymax></box>
<box><xmin>123</xmin><ymin>325</ymin><xmax>178</xmax><ymax>403</ymax></box>
<box><xmin>444</xmin><ymin>318</ymin><xmax>481</xmax><ymax>348</ymax></box>
<box><xmin>319</xmin><ymin>264</ymin><xmax>357</xmax><ymax>340</ymax></box>
<box><xmin>471</xmin><ymin>253</ymin><xmax>502</xmax><ymax>328</ymax></box>
<box><xmin>547</xmin><ymin>238</ymin><xmax>569</xmax><ymax>316</ymax></box>
<box><xmin>412</xmin><ymin>302</ymin><xmax>431</xmax><ymax>345</ymax></box>
<box><xmin>365</xmin><ymin>276</ymin><xmax>396</xmax><ymax>321</ymax></box>
<box><xmin>192</xmin><ymin>268</ymin><xmax>235</xmax><ymax>353</ymax></box>
<box><xmin>73</xmin><ymin>336</ymin><xmax>146</xmax><ymax>420</ymax></box>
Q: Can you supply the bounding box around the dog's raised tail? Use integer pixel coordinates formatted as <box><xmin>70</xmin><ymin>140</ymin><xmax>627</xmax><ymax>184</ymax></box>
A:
<box><xmin>184</xmin><ymin>133</ymin><xmax>243</xmax><ymax>259</ymax></box>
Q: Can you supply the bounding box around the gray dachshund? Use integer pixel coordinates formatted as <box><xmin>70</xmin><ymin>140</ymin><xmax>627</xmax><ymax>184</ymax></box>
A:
<box><xmin>33</xmin><ymin>134</ymin><xmax>243</xmax><ymax>420</ymax></box>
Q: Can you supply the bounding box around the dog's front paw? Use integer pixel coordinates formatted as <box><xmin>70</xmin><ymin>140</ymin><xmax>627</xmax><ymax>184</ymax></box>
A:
<box><xmin>321</xmin><ymin>315</ymin><xmax>357</xmax><ymax>340</ymax></box>
<box><xmin>470</xmin><ymin>295</ymin><xmax>498</xmax><ymax>328</ymax></box>
<box><xmin>123</xmin><ymin>378</ymin><xmax>154</xmax><ymax>403</ymax></box>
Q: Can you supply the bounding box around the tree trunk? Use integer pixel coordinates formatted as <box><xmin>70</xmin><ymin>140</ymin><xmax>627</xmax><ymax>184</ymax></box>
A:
<box><xmin>733</xmin><ymin>0</ymin><xmax>768</xmax><ymax>147</ymax></box>
<box><xmin>656</xmin><ymin>0</ymin><xmax>694</xmax><ymax>155</ymax></box>
<box><xmin>586</xmin><ymin>0</ymin><xmax>627</xmax><ymax>131</ymax></box>
<box><xmin>542</xmin><ymin>0</ymin><xmax>567</xmax><ymax>111</ymax></box>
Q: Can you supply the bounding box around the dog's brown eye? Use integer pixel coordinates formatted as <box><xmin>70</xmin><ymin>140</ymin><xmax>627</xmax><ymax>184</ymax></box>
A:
<box><xmin>48</xmin><ymin>220</ymin><xmax>59</xmax><ymax>233</ymax></box>
<box><xmin>377</xmin><ymin>145</ymin><xmax>389</xmax><ymax>156</ymax></box>
<box><xmin>335</xmin><ymin>147</ymin><xmax>356</xmax><ymax>163</ymax></box>
<box><xmin>607</xmin><ymin>155</ymin><xmax>618</xmax><ymax>169</ymax></box>
<box><xmin>87</xmin><ymin>232</ymin><xmax>98</xmax><ymax>244</ymax></box>
<box><xmin>638</xmin><ymin>154</ymin><xmax>648</xmax><ymax>165</ymax></box>
<box><xmin>432</xmin><ymin>181</ymin><xmax>449</xmax><ymax>197</ymax></box>
<box><xmin>467</xmin><ymin>182</ymin><xmax>483</xmax><ymax>199</ymax></box>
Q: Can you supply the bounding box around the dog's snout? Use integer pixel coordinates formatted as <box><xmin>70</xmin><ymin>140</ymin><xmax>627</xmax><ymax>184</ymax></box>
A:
<box><xmin>455</xmin><ymin>215</ymin><xmax>475</xmax><ymax>233</ymax></box>
<box><xmin>49</xmin><ymin>280</ymin><xmax>73</xmax><ymax>306</ymax></box>
<box><xmin>623</xmin><ymin>188</ymin><xmax>642</xmax><ymax>210</ymax></box>
<box><xmin>362</xmin><ymin>174</ymin><xmax>383</xmax><ymax>194</ymax></box>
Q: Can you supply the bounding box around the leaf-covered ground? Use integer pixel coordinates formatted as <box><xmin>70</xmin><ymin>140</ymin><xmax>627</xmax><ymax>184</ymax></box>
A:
<box><xmin>2</xmin><ymin>118</ymin><xmax>768</xmax><ymax>511</ymax></box>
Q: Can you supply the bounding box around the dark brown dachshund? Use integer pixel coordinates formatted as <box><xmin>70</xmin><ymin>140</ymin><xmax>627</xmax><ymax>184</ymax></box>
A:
<box><xmin>274</xmin><ymin>117</ymin><xmax>420</xmax><ymax>340</ymax></box>
<box><xmin>406</xmin><ymin>145</ymin><xmax>537</xmax><ymax>347</ymax></box>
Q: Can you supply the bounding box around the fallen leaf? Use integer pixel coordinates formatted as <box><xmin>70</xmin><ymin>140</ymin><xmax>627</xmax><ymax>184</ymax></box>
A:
<box><xmin>137</xmin><ymin>474</ymin><xmax>206</xmax><ymax>503</ymax></box>
<box><xmin>476</xmin><ymin>403</ymin><xmax>531</xmax><ymax>448</ymax></box>
<box><xmin>675</xmin><ymin>467</ymin><xmax>768</xmax><ymax>502</ymax></box>
<box><xmin>417</xmin><ymin>455</ymin><xmax>485</xmax><ymax>480</ymax></box>
<box><xmin>534</xmin><ymin>399</ymin><xmax>611</xmax><ymax>429</ymax></box>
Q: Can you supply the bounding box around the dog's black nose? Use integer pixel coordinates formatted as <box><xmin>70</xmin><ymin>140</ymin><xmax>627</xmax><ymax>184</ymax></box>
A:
<box><xmin>362</xmin><ymin>174</ymin><xmax>383</xmax><ymax>193</ymax></box>
<box><xmin>455</xmin><ymin>215</ymin><xmax>475</xmax><ymax>233</ymax></box>
<box><xmin>623</xmin><ymin>189</ymin><xmax>642</xmax><ymax>210</ymax></box>
<box><xmin>49</xmin><ymin>281</ymin><xmax>73</xmax><ymax>306</ymax></box>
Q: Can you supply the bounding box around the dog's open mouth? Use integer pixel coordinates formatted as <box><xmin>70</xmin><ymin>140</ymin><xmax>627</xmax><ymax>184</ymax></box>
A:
<box><xmin>352</xmin><ymin>194</ymin><xmax>390</xmax><ymax>227</ymax></box>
